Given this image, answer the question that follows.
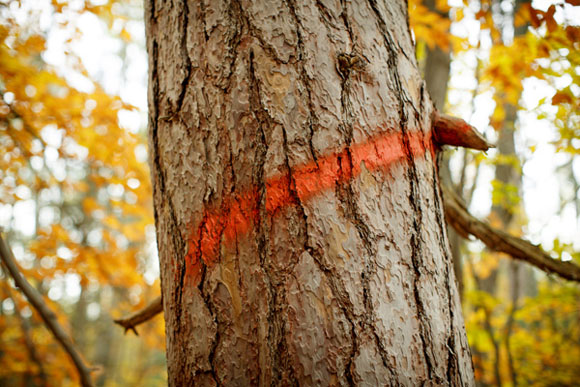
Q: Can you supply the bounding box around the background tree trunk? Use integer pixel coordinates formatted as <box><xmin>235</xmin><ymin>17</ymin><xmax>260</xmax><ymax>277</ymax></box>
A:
<box><xmin>420</xmin><ymin>0</ymin><xmax>465</xmax><ymax>300</ymax></box>
<box><xmin>145</xmin><ymin>0</ymin><xmax>474</xmax><ymax>385</ymax></box>
<box><xmin>472</xmin><ymin>2</ymin><xmax>535</xmax><ymax>383</ymax></box>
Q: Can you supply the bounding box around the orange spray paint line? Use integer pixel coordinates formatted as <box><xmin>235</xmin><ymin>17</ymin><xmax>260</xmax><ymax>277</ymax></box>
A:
<box><xmin>184</xmin><ymin>128</ymin><xmax>434</xmax><ymax>285</ymax></box>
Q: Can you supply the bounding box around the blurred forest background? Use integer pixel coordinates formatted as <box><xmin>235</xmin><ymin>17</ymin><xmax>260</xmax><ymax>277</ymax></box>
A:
<box><xmin>0</xmin><ymin>0</ymin><xmax>578</xmax><ymax>385</ymax></box>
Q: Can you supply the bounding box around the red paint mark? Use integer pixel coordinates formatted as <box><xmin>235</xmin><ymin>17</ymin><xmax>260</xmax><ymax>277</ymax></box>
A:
<box><xmin>184</xmin><ymin>189</ymin><xmax>259</xmax><ymax>285</ymax></box>
<box><xmin>184</xmin><ymin>128</ymin><xmax>434</xmax><ymax>285</ymax></box>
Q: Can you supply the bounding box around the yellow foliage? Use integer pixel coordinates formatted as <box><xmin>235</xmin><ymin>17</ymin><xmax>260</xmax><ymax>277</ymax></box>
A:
<box><xmin>408</xmin><ymin>0</ymin><xmax>455</xmax><ymax>51</ymax></box>
<box><xmin>472</xmin><ymin>252</ymin><xmax>500</xmax><ymax>279</ymax></box>
<box><xmin>0</xmin><ymin>1</ymin><xmax>161</xmax><ymax>384</ymax></box>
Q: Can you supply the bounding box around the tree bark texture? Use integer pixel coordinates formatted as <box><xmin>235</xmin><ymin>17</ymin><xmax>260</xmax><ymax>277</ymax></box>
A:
<box><xmin>145</xmin><ymin>0</ymin><xmax>474</xmax><ymax>385</ymax></box>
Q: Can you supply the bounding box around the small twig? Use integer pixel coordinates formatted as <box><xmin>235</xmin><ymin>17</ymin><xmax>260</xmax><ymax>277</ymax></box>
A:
<box><xmin>0</xmin><ymin>232</ymin><xmax>94</xmax><ymax>387</ymax></box>
<box><xmin>113</xmin><ymin>296</ymin><xmax>163</xmax><ymax>335</ymax></box>
<box><xmin>441</xmin><ymin>185</ymin><xmax>580</xmax><ymax>282</ymax></box>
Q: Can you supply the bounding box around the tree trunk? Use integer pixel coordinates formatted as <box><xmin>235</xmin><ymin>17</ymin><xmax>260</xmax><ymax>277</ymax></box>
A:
<box><xmin>145</xmin><ymin>0</ymin><xmax>474</xmax><ymax>385</ymax></box>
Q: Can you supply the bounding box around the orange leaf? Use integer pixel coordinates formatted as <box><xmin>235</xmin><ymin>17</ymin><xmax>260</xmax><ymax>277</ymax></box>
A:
<box><xmin>514</xmin><ymin>3</ymin><xmax>531</xmax><ymax>27</ymax></box>
<box><xmin>565</xmin><ymin>26</ymin><xmax>580</xmax><ymax>43</ymax></box>
<box><xmin>551</xmin><ymin>92</ymin><xmax>573</xmax><ymax>106</ymax></box>
<box><xmin>545</xmin><ymin>5</ymin><xmax>557</xmax><ymax>33</ymax></box>
<box><xmin>529</xmin><ymin>8</ymin><xmax>542</xmax><ymax>28</ymax></box>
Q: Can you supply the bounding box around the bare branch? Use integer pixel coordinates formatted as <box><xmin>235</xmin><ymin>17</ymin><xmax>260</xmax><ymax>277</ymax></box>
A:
<box><xmin>0</xmin><ymin>233</ymin><xmax>94</xmax><ymax>387</ymax></box>
<box><xmin>441</xmin><ymin>185</ymin><xmax>580</xmax><ymax>283</ymax></box>
<box><xmin>113</xmin><ymin>296</ymin><xmax>163</xmax><ymax>335</ymax></box>
<box><xmin>3</xmin><ymin>283</ymin><xmax>48</xmax><ymax>386</ymax></box>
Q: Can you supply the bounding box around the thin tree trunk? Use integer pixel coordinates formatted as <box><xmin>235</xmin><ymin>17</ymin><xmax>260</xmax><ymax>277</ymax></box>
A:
<box><xmin>145</xmin><ymin>0</ymin><xmax>474</xmax><ymax>384</ymax></box>
<box><xmin>481</xmin><ymin>1</ymin><xmax>532</xmax><ymax>383</ymax></box>
<box><xmin>422</xmin><ymin>0</ymin><xmax>450</xmax><ymax>113</ymax></box>
<box><xmin>504</xmin><ymin>262</ymin><xmax>519</xmax><ymax>387</ymax></box>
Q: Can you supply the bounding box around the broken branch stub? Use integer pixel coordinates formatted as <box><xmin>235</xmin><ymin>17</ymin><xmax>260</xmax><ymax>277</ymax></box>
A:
<box><xmin>433</xmin><ymin>111</ymin><xmax>494</xmax><ymax>151</ymax></box>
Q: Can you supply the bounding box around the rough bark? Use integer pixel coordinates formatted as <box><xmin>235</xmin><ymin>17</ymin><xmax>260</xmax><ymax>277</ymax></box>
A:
<box><xmin>145</xmin><ymin>0</ymin><xmax>474</xmax><ymax>385</ymax></box>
